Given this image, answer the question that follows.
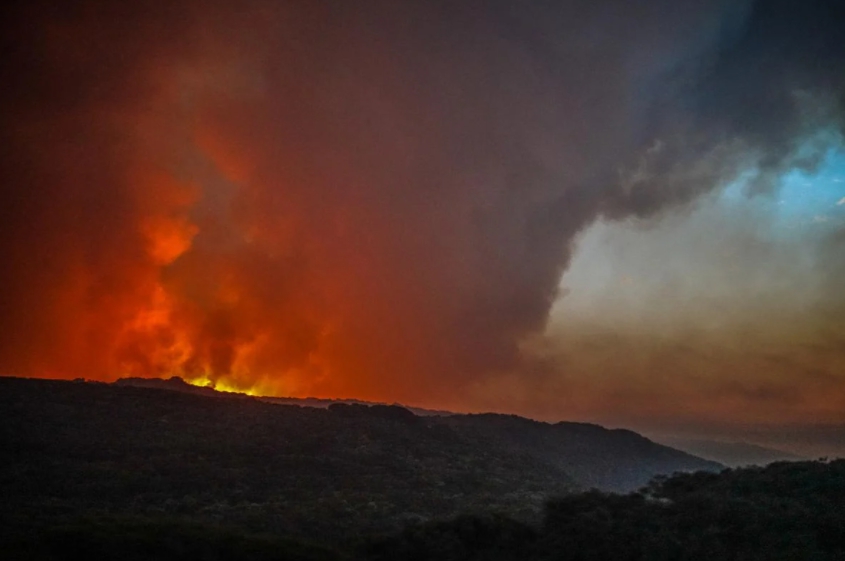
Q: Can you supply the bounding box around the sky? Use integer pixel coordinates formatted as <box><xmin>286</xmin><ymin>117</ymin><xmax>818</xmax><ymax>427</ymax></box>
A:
<box><xmin>536</xmin><ymin>148</ymin><xmax>845</xmax><ymax>455</ymax></box>
<box><xmin>1</xmin><ymin>0</ymin><xmax>844</xmax><ymax>454</ymax></box>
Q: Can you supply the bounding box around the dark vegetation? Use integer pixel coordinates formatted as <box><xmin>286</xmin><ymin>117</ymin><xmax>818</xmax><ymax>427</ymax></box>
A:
<box><xmin>0</xmin><ymin>377</ymin><xmax>578</xmax><ymax>544</ymax></box>
<box><xmin>115</xmin><ymin>375</ymin><xmax>720</xmax><ymax>491</ymax></box>
<box><xmin>439</xmin><ymin>414</ymin><xmax>717</xmax><ymax>491</ymax></box>
<box><xmin>3</xmin><ymin>378</ymin><xmax>841</xmax><ymax>559</ymax></box>
<box><xmin>364</xmin><ymin>460</ymin><xmax>845</xmax><ymax>561</ymax></box>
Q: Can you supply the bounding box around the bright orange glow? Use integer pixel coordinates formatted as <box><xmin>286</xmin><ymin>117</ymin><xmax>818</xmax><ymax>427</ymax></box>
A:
<box><xmin>141</xmin><ymin>215</ymin><xmax>198</xmax><ymax>266</ymax></box>
<box><xmin>184</xmin><ymin>373</ymin><xmax>261</xmax><ymax>396</ymax></box>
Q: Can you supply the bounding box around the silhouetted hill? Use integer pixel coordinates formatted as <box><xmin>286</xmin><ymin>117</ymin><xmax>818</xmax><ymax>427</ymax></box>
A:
<box><xmin>114</xmin><ymin>376</ymin><xmax>452</xmax><ymax>416</ymax></box>
<box><xmin>0</xmin><ymin>377</ymin><xmax>717</xmax><ymax>546</ymax></box>
<box><xmin>114</xmin><ymin>375</ymin><xmax>236</xmax><ymax>398</ymax></box>
<box><xmin>112</xmin><ymin>376</ymin><xmax>720</xmax><ymax>491</ymax></box>
<box><xmin>0</xmin><ymin>377</ymin><xmax>570</xmax><ymax>543</ymax></box>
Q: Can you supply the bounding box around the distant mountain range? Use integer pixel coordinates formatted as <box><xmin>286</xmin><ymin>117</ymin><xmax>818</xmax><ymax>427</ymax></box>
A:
<box><xmin>1</xmin><ymin>376</ymin><xmax>720</xmax><ymax>541</ymax></box>
<box><xmin>656</xmin><ymin>437</ymin><xmax>805</xmax><ymax>467</ymax></box>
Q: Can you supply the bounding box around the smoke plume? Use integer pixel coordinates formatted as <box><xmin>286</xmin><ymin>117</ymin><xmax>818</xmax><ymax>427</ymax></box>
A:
<box><xmin>1</xmin><ymin>0</ymin><xmax>843</xmax><ymax>410</ymax></box>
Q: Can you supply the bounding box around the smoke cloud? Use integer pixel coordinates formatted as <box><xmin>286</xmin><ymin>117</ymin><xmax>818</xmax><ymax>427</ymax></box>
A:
<box><xmin>1</xmin><ymin>0</ymin><xmax>844</xmax><ymax>417</ymax></box>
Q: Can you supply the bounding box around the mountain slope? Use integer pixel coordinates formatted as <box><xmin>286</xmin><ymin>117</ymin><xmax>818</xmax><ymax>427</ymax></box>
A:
<box><xmin>1</xmin><ymin>377</ymin><xmax>718</xmax><ymax>541</ymax></box>
<box><xmin>114</xmin><ymin>376</ymin><xmax>452</xmax><ymax>416</ymax></box>
<box><xmin>112</xmin><ymin>376</ymin><xmax>722</xmax><ymax>490</ymax></box>
<box><xmin>441</xmin><ymin>414</ymin><xmax>721</xmax><ymax>491</ymax></box>
<box><xmin>1</xmin><ymin>378</ymin><xmax>571</xmax><ymax>541</ymax></box>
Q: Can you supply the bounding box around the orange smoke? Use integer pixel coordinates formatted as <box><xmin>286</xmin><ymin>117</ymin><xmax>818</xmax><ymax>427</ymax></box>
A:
<box><xmin>3</xmin><ymin>0</ymin><xmax>844</xmax><ymax>428</ymax></box>
<box><xmin>0</xmin><ymin>0</ymin><xmax>743</xmax><ymax>402</ymax></box>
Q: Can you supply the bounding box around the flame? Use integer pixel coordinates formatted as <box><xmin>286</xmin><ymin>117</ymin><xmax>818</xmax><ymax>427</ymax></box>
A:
<box><xmin>184</xmin><ymin>373</ymin><xmax>261</xmax><ymax>396</ymax></box>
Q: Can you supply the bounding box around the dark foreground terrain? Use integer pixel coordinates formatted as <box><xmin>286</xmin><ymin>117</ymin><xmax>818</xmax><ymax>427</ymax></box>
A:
<box><xmin>5</xmin><ymin>378</ymin><xmax>842</xmax><ymax>560</ymax></box>
<box><xmin>114</xmin><ymin>375</ymin><xmax>720</xmax><ymax>492</ymax></box>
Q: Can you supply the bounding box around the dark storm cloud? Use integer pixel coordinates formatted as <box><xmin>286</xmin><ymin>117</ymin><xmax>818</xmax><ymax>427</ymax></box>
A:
<box><xmin>603</xmin><ymin>0</ymin><xmax>845</xmax><ymax>215</ymax></box>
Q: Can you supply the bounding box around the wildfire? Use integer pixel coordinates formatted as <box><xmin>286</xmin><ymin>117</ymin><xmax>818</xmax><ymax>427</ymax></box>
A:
<box><xmin>184</xmin><ymin>374</ymin><xmax>261</xmax><ymax>396</ymax></box>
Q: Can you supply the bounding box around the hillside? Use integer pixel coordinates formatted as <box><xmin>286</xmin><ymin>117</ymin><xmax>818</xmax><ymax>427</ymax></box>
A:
<box><xmin>113</xmin><ymin>376</ymin><xmax>721</xmax><ymax>491</ymax></box>
<box><xmin>362</xmin><ymin>459</ymin><xmax>845</xmax><ymax>561</ymax></box>
<box><xmin>441</xmin><ymin>414</ymin><xmax>720</xmax><ymax>491</ymax></box>
<box><xmin>0</xmin><ymin>377</ymin><xmax>716</xmax><ymax>544</ymax></box>
<box><xmin>114</xmin><ymin>376</ymin><xmax>452</xmax><ymax>416</ymax></box>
